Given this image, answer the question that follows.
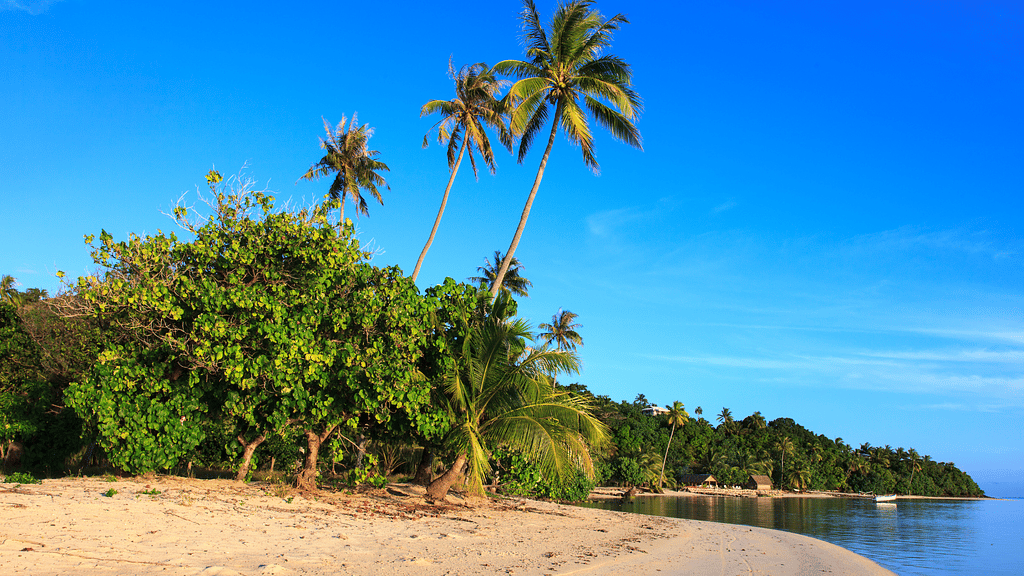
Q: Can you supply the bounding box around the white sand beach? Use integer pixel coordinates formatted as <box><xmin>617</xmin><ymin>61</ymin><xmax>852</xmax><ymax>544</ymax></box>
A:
<box><xmin>1</xmin><ymin>477</ymin><xmax>895</xmax><ymax>575</ymax></box>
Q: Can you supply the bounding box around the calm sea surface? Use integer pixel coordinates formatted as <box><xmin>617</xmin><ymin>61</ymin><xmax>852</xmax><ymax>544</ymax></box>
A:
<box><xmin>579</xmin><ymin>495</ymin><xmax>1024</xmax><ymax>575</ymax></box>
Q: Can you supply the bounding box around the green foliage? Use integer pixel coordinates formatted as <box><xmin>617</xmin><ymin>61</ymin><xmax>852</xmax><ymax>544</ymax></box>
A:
<box><xmin>0</xmin><ymin>303</ymin><xmax>49</xmax><ymax>453</ymax></box>
<box><xmin>102</xmin><ymin>488</ymin><xmax>118</xmax><ymax>497</ymax></box>
<box><xmin>65</xmin><ymin>173</ymin><xmax>437</xmax><ymax>481</ymax></box>
<box><xmin>139</xmin><ymin>488</ymin><xmax>161</xmax><ymax>495</ymax></box>
<box><xmin>493</xmin><ymin>446</ymin><xmax>596</xmax><ymax>502</ymax></box>
<box><xmin>4</xmin><ymin>471</ymin><xmax>41</xmax><ymax>484</ymax></box>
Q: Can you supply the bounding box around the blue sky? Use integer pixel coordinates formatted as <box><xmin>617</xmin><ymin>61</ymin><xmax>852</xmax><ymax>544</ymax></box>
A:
<box><xmin>2</xmin><ymin>0</ymin><xmax>1022</xmax><ymax>488</ymax></box>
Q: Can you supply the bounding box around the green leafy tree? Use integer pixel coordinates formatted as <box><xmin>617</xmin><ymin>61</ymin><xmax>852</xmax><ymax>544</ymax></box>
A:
<box><xmin>489</xmin><ymin>0</ymin><xmax>642</xmax><ymax>296</ymax></box>
<box><xmin>0</xmin><ymin>303</ymin><xmax>49</xmax><ymax>465</ymax></box>
<box><xmin>65</xmin><ymin>171</ymin><xmax>434</xmax><ymax>485</ymax></box>
<box><xmin>300</xmin><ymin>114</ymin><xmax>389</xmax><ymax>224</ymax></box>
<box><xmin>469</xmin><ymin>250</ymin><xmax>532</xmax><ymax>297</ymax></box>
<box><xmin>425</xmin><ymin>296</ymin><xmax>608</xmax><ymax>500</ymax></box>
<box><xmin>538</xmin><ymin>308</ymin><xmax>583</xmax><ymax>351</ymax></box>
<box><xmin>413</xmin><ymin>62</ymin><xmax>511</xmax><ymax>281</ymax></box>
<box><xmin>658</xmin><ymin>400</ymin><xmax>688</xmax><ymax>488</ymax></box>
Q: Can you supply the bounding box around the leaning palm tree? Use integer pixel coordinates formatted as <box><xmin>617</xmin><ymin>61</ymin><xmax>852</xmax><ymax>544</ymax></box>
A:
<box><xmin>425</xmin><ymin>311</ymin><xmax>608</xmax><ymax>501</ymax></box>
<box><xmin>658</xmin><ymin>401</ymin><xmax>689</xmax><ymax>489</ymax></box>
<box><xmin>300</xmin><ymin>114</ymin><xmax>389</xmax><ymax>225</ymax></box>
<box><xmin>412</xmin><ymin>62</ymin><xmax>512</xmax><ymax>282</ymax></box>
<box><xmin>488</xmin><ymin>0</ymin><xmax>643</xmax><ymax>297</ymax></box>
<box><xmin>469</xmin><ymin>250</ymin><xmax>532</xmax><ymax>297</ymax></box>
<box><xmin>538</xmin><ymin>308</ymin><xmax>583</xmax><ymax>351</ymax></box>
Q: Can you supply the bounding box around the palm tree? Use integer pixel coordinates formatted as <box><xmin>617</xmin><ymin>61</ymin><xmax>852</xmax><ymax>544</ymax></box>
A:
<box><xmin>775</xmin><ymin>436</ymin><xmax>795</xmax><ymax>489</ymax></box>
<box><xmin>425</xmin><ymin>308</ymin><xmax>608</xmax><ymax>500</ymax></box>
<box><xmin>300</xmin><ymin>114</ymin><xmax>389</xmax><ymax>225</ymax></box>
<box><xmin>0</xmin><ymin>275</ymin><xmax>18</xmax><ymax>304</ymax></box>
<box><xmin>717</xmin><ymin>407</ymin><xmax>734</xmax><ymax>435</ymax></box>
<box><xmin>413</xmin><ymin>62</ymin><xmax>511</xmax><ymax>281</ymax></box>
<box><xmin>488</xmin><ymin>0</ymin><xmax>642</xmax><ymax>297</ymax></box>
<box><xmin>906</xmin><ymin>448</ymin><xmax>923</xmax><ymax>492</ymax></box>
<box><xmin>538</xmin><ymin>308</ymin><xmax>583</xmax><ymax>351</ymax></box>
<box><xmin>469</xmin><ymin>250</ymin><xmax>532</xmax><ymax>297</ymax></box>
<box><xmin>658</xmin><ymin>401</ymin><xmax>689</xmax><ymax>489</ymax></box>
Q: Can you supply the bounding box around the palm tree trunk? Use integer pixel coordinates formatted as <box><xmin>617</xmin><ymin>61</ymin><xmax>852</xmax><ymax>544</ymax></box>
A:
<box><xmin>659</xmin><ymin>423</ymin><xmax>677</xmax><ymax>489</ymax></box>
<box><xmin>412</xmin><ymin>139</ymin><xmax>467</xmax><ymax>282</ymax></box>
<box><xmin>414</xmin><ymin>446</ymin><xmax>435</xmax><ymax>486</ymax></box>
<box><xmin>425</xmin><ymin>453</ymin><xmax>467</xmax><ymax>501</ymax></box>
<box><xmin>490</xmin><ymin>102</ymin><xmax>563</xmax><ymax>297</ymax></box>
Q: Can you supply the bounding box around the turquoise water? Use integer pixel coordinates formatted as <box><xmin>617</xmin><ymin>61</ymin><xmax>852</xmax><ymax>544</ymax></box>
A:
<box><xmin>579</xmin><ymin>495</ymin><xmax>1024</xmax><ymax>575</ymax></box>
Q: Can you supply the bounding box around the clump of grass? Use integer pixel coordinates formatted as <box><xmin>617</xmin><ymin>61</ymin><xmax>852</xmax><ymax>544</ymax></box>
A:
<box><xmin>102</xmin><ymin>488</ymin><xmax>118</xmax><ymax>497</ymax></box>
<box><xmin>139</xmin><ymin>488</ymin><xmax>161</xmax><ymax>496</ymax></box>
<box><xmin>3</xmin><ymin>472</ymin><xmax>41</xmax><ymax>485</ymax></box>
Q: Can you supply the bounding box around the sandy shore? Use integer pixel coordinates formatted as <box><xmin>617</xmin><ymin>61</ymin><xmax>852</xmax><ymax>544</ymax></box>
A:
<box><xmin>1</xmin><ymin>476</ymin><xmax>895</xmax><ymax>575</ymax></box>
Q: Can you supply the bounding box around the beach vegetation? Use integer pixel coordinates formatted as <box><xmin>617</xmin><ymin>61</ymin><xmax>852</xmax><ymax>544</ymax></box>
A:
<box><xmin>423</xmin><ymin>292</ymin><xmax>608</xmax><ymax>500</ymax></box>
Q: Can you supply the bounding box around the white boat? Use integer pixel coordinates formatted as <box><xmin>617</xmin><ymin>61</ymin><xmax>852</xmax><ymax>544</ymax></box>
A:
<box><xmin>874</xmin><ymin>494</ymin><xmax>898</xmax><ymax>503</ymax></box>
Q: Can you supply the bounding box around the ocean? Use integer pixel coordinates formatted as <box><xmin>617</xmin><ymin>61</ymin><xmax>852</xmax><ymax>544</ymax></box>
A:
<box><xmin>579</xmin><ymin>494</ymin><xmax>1024</xmax><ymax>575</ymax></box>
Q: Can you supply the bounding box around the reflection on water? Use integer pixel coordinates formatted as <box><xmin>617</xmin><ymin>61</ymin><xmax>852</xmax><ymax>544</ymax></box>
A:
<box><xmin>578</xmin><ymin>495</ymin><xmax>1024</xmax><ymax>576</ymax></box>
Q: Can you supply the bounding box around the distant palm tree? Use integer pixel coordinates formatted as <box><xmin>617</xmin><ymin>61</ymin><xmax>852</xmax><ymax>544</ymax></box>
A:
<box><xmin>538</xmin><ymin>308</ymin><xmax>583</xmax><ymax>351</ymax></box>
<box><xmin>658</xmin><ymin>401</ymin><xmax>689</xmax><ymax>489</ymax></box>
<box><xmin>906</xmin><ymin>448</ymin><xmax>923</xmax><ymax>491</ymax></box>
<box><xmin>488</xmin><ymin>0</ymin><xmax>642</xmax><ymax>297</ymax></box>
<box><xmin>0</xmin><ymin>275</ymin><xmax>19</xmax><ymax>304</ymax></box>
<box><xmin>469</xmin><ymin>250</ymin><xmax>532</xmax><ymax>297</ymax></box>
<box><xmin>775</xmin><ymin>436</ymin><xmax>795</xmax><ymax>488</ymax></box>
<box><xmin>300</xmin><ymin>114</ymin><xmax>389</xmax><ymax>225</ymax></box>
<box><xmin>413</xmin><ymin>62</ymin><xmax>511</xmax><ymax>281</ymax></box>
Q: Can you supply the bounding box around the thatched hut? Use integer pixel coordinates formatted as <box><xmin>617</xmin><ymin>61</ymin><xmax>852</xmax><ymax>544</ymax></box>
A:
<box><xmin>678</xmin><ymin>474</ymin><xmax>718</xmax><ymax>487</ymax></box>
<box><xmin>746</xmin><ymin>474</ymin><xmax>773</xmax><ymax>490</ymax></box>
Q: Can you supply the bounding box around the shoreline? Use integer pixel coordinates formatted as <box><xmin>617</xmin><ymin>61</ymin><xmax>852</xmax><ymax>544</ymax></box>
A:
<box><xmin>588</xmin><ymin>485</ymin><xmax>993</xmax><ymax>502</ymax></box>
<box><xmin>1</xmin><ymin>476</ymin><xmax>895</xmax><ymax>575</ymax></box>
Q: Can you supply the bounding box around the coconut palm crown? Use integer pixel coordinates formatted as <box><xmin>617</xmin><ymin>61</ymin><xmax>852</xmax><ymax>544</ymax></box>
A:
<box><xmin>487</xmin><ymin>0</ymin><xmax>643</xmax><ymax>296</ymax></box>
<box><xmin>300</xmin><ymin>114</ymin><xmax>389</xmax><ymax>225</ymax></box>
<box><xmin>538</xmin><ymin>308</ymin><xmax>583</xmax><ymax>351</ymax></box>
<box><xmin>412</xmin><ymin>62</ymin><xmax>512</xmax><ymax>281</ymax></box>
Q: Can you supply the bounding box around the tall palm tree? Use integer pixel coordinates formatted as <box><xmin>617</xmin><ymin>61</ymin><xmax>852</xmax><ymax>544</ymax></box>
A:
<box><xmin>0</xmin><ymin>275</ymin><xmax>18</xmax><ymax>305</ymax></box>
<box><xmin>413</xmin><ymin>62</ymin><xmax>512</xmax><ymax>281</ymax></box>
<box><xmin>425</xmin><ymin>310</ymin><xmax>608</xmax><ymax>500</ymax></box>
<box><xmin>906</xmin><ymin>448</ymin><xmax>922</xmax><ymax>492</ymax></box>
<box><xmin>538</xmin><ymin>308</ymin><xmax>583</xmax><ymax>351</ymax></box>
<box><xmin>300</xmin><ymin>114</ymin><xmax>389</xmax><ymax>225</ymax></box>
<box><xmin>488</xmin><ymin>0</ymin><xmax>642</xmax><ymax>297</ymax></box>
<box><xmin>658</xmin><ymin>401</ymin><xmax>688</xmax><ymax>489</ymax></box>
<box><xmin>470</xmin><ymin>250</ymin><xmax>532</xmax><ymax>297</ymax></box>
<box><xmin>775</xmin><ymin>436</ymin><xmax>795</xmax><ymax>489</ymax></box>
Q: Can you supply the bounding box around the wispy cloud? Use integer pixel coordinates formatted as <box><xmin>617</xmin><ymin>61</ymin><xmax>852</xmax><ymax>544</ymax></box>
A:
<box><xmin>712</xmin><ymin>200</ymin><xmax>737</xmax><ymax>213</ymax></box>
<box><xmin>1</xmin><ymin>0</ymin><xmax>64</xmax><ymax>14</ymax></box>
<box><xmin>586</xmin><ymin>206</ymin><xmax>653</xmax><ymax>238</ymax></box>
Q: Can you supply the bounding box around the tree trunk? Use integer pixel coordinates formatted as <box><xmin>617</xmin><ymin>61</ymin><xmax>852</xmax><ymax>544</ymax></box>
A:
<box><xmin>659</xmin><ymin>423</ymin><xmax>677</xmax><ymax>489</ymax></box>
<box><xmin>425</xmin><ymin>453</ymin><xmax>467</xmax><ymax>501</ymax></box>
<box><xmin>235</xmin><ymin>432</ymin><xmax>267</xmax><ymax>482</ymax></box>
<box><xmin>490</xmin><ymin>103</ymin><xmax>563</xmax><ymax>297</ymax></box>
<box><xmin>354</xmin><ymin>433</ymin><xmax>369</xmax><ymax>469</ymax></box>
<box><xmin>412</xmin><ymin>139</ymin><xmax>467</xmax><ymax>282</ymax></box>
<box><xmin>414</xmin><ymin>446</ymin><xmax>435</xmax><ymax>486</ymax></box>
<box><xmin>296</xmin><ymin>425</ymin><xmax>338</xmax><ymax>491</ymax></box>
